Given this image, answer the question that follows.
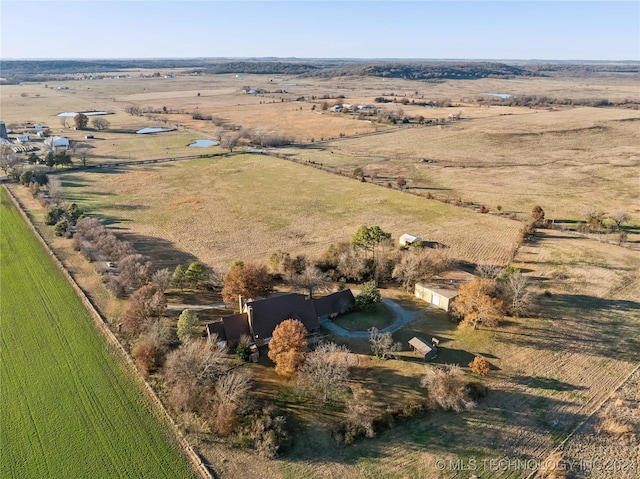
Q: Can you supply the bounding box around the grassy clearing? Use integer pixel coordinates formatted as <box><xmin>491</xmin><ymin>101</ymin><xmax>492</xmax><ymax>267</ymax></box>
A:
<box><xmin>333</xmin><ymin>303</ymin><xmax>395</xmax><ymax>331</ymax></box>
<box><xmin>0</xmin><ymin>187</ymin><xmax>195</xmax><ymax>479</ymax></box>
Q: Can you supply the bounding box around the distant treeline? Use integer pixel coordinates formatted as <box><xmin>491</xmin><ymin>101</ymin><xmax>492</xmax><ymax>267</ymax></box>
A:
<box><xmin>1</xmin><ymin>58</ymin><xmax>638</xmax><ymax>84</ymax></box>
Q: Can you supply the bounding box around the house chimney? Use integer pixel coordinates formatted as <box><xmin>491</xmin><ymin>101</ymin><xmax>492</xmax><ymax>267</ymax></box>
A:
<box><xmin>238</xmin><ymin>294</ymin><xmax>244</xmax><ymax>313</ymax></box>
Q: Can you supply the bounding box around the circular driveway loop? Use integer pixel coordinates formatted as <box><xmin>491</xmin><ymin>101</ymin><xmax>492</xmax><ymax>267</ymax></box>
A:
<box><xmin>321</xmin><ymin>298</ymin><xmax>421</xmax><ymax>339</ymax></box>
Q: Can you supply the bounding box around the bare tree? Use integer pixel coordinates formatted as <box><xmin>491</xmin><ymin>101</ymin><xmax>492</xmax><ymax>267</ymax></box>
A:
<box><xmin>392</xmin><ymin>250</ymin><xmax>438</xmax><ymax>292</ymax></box>
<box><xmin>212</xmin><ymin>369</ymin><xmax>253</xmax><ymax>435</ymax></box>
<box><xmin>0</xmin><ymin>143</ymin><xmax>18</xmax><ymax>174</ymax></box>
<box><xmin>118</xmin><ymin>253</ymin><xmax>153</xmax><ymax>290</ymax></box>
<box><xmin>73</xmin><ymin>143</ymin><xmax>91</xmax><ymax>167</ymax></box>
<box><xmin>221</xmin><ymin>134</ymin><xmax>241</xmax><ymax>153</ymax></box>
<box><xmin>298</xmin><ymin>342</ymin><xmax>357</xmax><ymax>402</ymax></box>
<box><xmin>213</xmin><ymin>127</ymin><xmax>225</xmax><ymax>142</ymax></box>
<box><xmin>294</xmin><ymin>265</ymin><xmax>331</xmax><ymax>299</ymax></box>
<box><xmin>125</xmin><ymin>106</ymin><xmax>142</xmax><ymax>116</ymax></box>
<box><xmin>164</xmin><ymin>339</ymin><xmax>230</xmax><ymax>388</ymax></box>
<box><xmin>92</xmin><ymin>117</ymin><xmax>110</xmax><ymax>131</ymax></box>
<box><xmin>368</xmin><ymin>327</ymin><xmax>400</xmax><ymax>359</ymax></box>
<box><xmin>421</xmin><ymin>365</ymin><xmax>475</xmax><ymax>412</ymax></box>
<box><xmin>151</xmin><ymin>268</ymin><xmax>172</xmax><ymax>291</ymax></box>
<box><xmin>499</xmin><ymin>270</ymin><xmax>532</xmax><ymax>317</ymax></box>
<box><xmin>475</xmin><ymin>263</ymin><xmax>501</xmax><ymax>280</ymax></box>
<box><xmin>609</xmin><ymin>209</ymin><xmax>630</xmax><ymax>230</ymax></box>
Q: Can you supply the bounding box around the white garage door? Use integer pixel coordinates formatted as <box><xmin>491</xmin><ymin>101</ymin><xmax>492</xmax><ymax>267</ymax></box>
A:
<box><xmin>431</xmin><ymin>295</ymin><xmax>440</xmax><ymax>306</ymax></box>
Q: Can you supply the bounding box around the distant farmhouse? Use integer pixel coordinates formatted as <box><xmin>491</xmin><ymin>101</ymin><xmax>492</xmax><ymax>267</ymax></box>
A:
<box><xmin>207</xmin><ymin>290</ymin><xmax>355</xmax><ymax>347</ymax></box>
<box><xmin>414</xmin><ymin>270</ymin><xmax>476</xmax><ymax>312</ymax></box>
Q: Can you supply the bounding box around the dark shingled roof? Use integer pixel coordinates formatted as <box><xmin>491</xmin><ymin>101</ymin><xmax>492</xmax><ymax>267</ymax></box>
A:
<box><xmin>313</xmin><ymin>290</ymin><xmax>355</xmax><ymax>318</ymax></box>
<box><xmin>206</xmin><ymin>322</ymin><xmax>227</xmax><ymax>342</ymax></box>
<box><xmin>222</xmin><ymin>313</ymin><xmax>251</xmax><ymax>342</ymax></box>
<box><xmin>247</xmin><ymin>293</ymin><xmax>319</xmax><ymax>340</ymax></box>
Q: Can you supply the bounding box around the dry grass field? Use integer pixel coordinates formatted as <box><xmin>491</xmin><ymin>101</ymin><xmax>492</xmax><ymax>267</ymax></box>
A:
<box><xmin>3</xmin><ymin>68</ymin><xmax>639</xmax><ymax>479</ymax></box>
<box><xmin>58</xmin><ymin>154</ymin><xmax>522</xmax><ymax>272</ymax></box>
<box><xmin>3</xmin><ymin>71</ymin><xmax>638</xmax><ymax>243</ymax></box>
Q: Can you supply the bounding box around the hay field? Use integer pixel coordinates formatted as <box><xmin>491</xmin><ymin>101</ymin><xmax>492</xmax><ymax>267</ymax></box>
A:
<box><xmin>59</xmin><ymin>154</ymin><xmax>522</xmax><ymax>272</ymax></box>
<box><xmin>0</xmin><ymin>187</ymin><xmax>195</xmax><ymax>479</ymax></box>
<box><xmin>283</xmin><ymin>107</ymin><xmax>640</xmax><ymax>232</ymax></box>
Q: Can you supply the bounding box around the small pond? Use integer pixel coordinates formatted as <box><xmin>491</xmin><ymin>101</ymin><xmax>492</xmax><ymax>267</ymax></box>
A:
<box><xmin>188</xmin><ymin>139</ymin><xmax>217</xmax><ymax>147</ymax></box>
<box><xmin>136</xmin><ymin>127</ymin><xmax>173</xmax><ymax>134</ymax></box>
<box><xmin>57</xmin><ymin>111</ymin><xmax>109</xmax><ymax>117</ymax></box>
<box><xmin>481</xmin><ymin>93</ymin><xmax>512</xmax><ymax>99</ymax></box>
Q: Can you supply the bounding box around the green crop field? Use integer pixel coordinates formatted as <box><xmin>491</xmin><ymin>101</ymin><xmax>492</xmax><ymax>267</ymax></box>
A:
<box><xmin>0</xmin><ymin>187</ymin><xmax>196</xmax><ymax>479</ymax></box>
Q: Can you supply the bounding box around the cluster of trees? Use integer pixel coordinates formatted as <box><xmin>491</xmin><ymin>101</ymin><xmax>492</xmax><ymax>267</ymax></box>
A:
<box><xmin>42</xmin><ymin>150</ymin><xmax>72</xmax><ymax>168</ymax></box>
<box><xmin>160</xmin><ymin>336</ymin><xmax>289</xmax><ymax>456</ymax></box>
<box><xmin>45</xmin><ymin>202</ymin><xmax>84</xmax><ymax>236</ymax></box>
<box><xmin>451</xmin><ymin>265</ymin><xmax>534</xmax><ymax>330</ymax></box>
<box><xmin>172</xmin><ymin>262</ymin><xmax>215</xmax><ymax>290</ymax></box>
<box><xmin>268</xmin><ymin>320</ymin><xmax>357</xmax><ymax>405</ymax></box>
<box><xmin>522</xmin><ymin>205</ymin><xmax>630</xmax><ymax>244</ymax></box>
<box><xmin>334</xmin><ymin>363</ymin><xmax>486</xmax><ymax>445</ymax></box>
<box><xmin>73</xmin><ymin>216</ymin><xmax>152</xmax><ymax>296</ymax></box>
<box><xmin>18</xmin><ymin>169</ymin><xmax>49</xmax><ymax>198</ymax></box>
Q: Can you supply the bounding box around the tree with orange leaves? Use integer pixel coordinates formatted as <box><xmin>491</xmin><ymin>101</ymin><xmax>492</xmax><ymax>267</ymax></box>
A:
<box><xmin>268</xmin><ymin>319</ymin><xmax>308</xmax><ymax>377</ymax></box>
<box><xmin>451</xmin><ymin>279</ymin><xmax>504</xmax><ymax>330</ymax></box>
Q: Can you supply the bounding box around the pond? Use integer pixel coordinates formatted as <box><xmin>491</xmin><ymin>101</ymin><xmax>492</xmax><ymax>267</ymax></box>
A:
<box><xmin>188</xmin><ymin>139</ymin><xmax>217</xmax><ymax>147</ymax></box>
<box><xmin>57</xmin><ymin>111</ymin><xmax>109</xmax><ymax>117</ymax></box>
<box><xmin>481</xmin><ymin>93</ymin><xmax>512</xmax><ymax>99</ymax></box>
<box><xmin>136</xmin><ymin>127</ymin><xmax>173</xmax><ymax>134</ymax></box>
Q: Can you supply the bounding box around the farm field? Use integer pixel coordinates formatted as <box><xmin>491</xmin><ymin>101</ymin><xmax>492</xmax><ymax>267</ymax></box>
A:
<box><xmin>279</xmin><ymin>106</ymin><xmax>640</xmax><ymax>237</ymax></box>
<box><xmin>57</xmin><ymin>154</ymin><xmax>522</xmax><ymax>271</ymax></box>
<box><xmin>0</xmin><ymin>187</ymin><xmax>196</xmax><ymax>479</ymax></box>
<box><xmin>3</xmin><ymin>70</ymin><xmax>638</xmax><ymax>245</ymax></box>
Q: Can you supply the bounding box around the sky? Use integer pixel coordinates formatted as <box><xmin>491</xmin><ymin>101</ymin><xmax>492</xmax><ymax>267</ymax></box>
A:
<box><xmin>1</xmin><ymin>1</ymin><xmax>639</xmax><ymax>61</ymax></box>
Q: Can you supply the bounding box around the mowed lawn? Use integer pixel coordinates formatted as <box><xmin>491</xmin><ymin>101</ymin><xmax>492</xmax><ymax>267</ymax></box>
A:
<box><xmin>0</xmin><ymin>188</ymin><xmax>195</xmax><ymax>479</ymax></box>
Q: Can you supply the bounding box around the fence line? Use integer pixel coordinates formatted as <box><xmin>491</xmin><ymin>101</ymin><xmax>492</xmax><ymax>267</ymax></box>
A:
<box><xmin>2</xmin><ymin>184</ymin><xmax>215</xmax><ymax>479</ymax></box>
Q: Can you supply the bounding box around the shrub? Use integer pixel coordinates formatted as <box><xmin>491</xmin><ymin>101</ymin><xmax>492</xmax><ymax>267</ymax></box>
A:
<box><xmin>240</xmin><ymin>406</ymin><xmax>289</xmax><ymax>458</ymax></box>
<box><xmin>54</xmin><ymin>219</ymin><xmax>69</xmax><ymax>237</ymax></box>
<box><xmin>421</xmin><ymin>365</ymin><xmax>475</xmax><ymax>412</ymax></box>
<box><xmin>133</xmin><ymin>341</ymin><xmax>160</xmax><ymax>376</ymax></box>
<box><xmin>235</xmin><ymin>334</ymin><xmax>253</xmax><ymax>362</ymax></box>
<box><xmin>469</xmin><ymin>356</ymin><xmax>491</xmax><ymax>376</ymax></box>
<box><xmin>356</xmin><ymin>281</ymin><xmax>381</xmax><ymax>311</ymax></box>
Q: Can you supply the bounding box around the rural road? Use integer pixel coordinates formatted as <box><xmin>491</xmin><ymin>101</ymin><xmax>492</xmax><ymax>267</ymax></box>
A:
<box><xmin>321</xmin><ymin>298</ymin><xmax>421</xmax><ymax>339</ymax></box>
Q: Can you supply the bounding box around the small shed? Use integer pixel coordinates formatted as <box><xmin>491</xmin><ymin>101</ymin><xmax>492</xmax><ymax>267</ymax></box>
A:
<box><xmin>399</xmin><ymin>233</ymin><xmax>421</xmax><ymax>246</ymax></box>
<box><xmin>408</xmin><ymin>337</ymin><xmax>437</xmax><ymax>361</ymax></box>
<box><xmin>17</xmin><ymin>135</ymin><xmax>30</xmax><ymax>143</ymax></box>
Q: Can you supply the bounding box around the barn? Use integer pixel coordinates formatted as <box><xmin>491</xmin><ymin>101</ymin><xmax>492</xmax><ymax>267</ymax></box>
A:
<box><xmin>414</xmin><ymin>283</ymin><xmax>459</xmax><ymax>312</ymax></box>
<box><xmin>414</xmin><ymin>270</ymin><xmax>476</xmax><ymax>312</ymax></box>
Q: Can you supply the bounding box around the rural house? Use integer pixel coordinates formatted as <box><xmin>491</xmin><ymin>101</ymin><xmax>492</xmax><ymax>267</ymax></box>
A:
<box><xmin>313</xmin><ymin>290</ymin><xmax>355</xmax><ymax>320</ymax></box>
<box><xmin>414</xmin><ymin>270</ymin><xmax>476</xmax><ymax>312</ymax></box>
<box><xmin>408</xmin><ymin>337</ymin><xmax>438</xmax><ymax>361</ymax></box>
<box><xmin>207</xmin><ymin>290</ymin><xmax>356</xmax><ymax>346</ymax></box>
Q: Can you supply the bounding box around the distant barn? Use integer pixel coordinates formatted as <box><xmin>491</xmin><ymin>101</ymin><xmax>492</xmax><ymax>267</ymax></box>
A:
<box><xmin>399</xmin><ymin>233</ymin><xmax>421</xmax><ymax>246</ymax></box>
